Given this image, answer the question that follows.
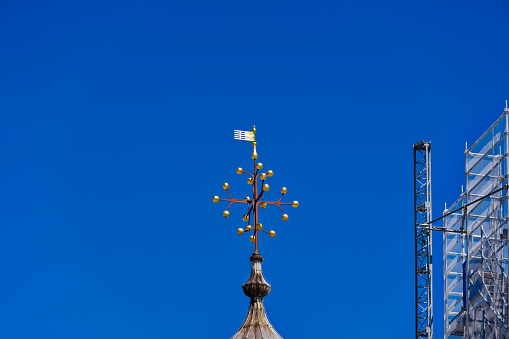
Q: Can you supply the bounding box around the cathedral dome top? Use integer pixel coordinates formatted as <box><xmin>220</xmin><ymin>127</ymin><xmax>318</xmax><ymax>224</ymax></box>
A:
<box><xmin>231</xmin><ymin>253</ymin><xmax>283</xmax><ymax>339</ymax></box>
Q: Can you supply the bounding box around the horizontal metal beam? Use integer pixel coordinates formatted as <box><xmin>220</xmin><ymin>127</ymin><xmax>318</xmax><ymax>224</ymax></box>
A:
<box><xmin>428</xmin><ymin>184</ymin><xmax>508</xmax><ymax>228</ymax></box>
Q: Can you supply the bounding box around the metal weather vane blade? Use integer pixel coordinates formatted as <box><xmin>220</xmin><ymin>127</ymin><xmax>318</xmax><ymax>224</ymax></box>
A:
<box><xmin>213</xmin><ymin>126</ymin><xmax>298</xmax><ymax>254</ymax></box>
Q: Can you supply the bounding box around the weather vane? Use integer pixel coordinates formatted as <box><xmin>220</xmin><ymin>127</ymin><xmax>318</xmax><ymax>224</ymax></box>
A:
<box><xmin>213</xmin><ymin>126</ymin><xmax>298</xmax><ymax>254</ymax></box>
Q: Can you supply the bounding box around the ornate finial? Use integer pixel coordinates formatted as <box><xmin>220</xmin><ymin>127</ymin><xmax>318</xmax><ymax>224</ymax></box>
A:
<box><xmin>214</xmin><ymin>127</ymin><xmax>299</xmax><ymax>254</ymax></box>
<box><xmin>230</xmin><ymin>253</ymin><xmax>283</xmax><ymax>339</ymax></box>
<box><xmin>222</xmin><ymin>127</ymin><xmax>286</xmax><ymax>339</ymax></box>
<box><xmin>242</xmin><ymin>253</ymin><xmax>270</xmax><ymax>300</ymax></box>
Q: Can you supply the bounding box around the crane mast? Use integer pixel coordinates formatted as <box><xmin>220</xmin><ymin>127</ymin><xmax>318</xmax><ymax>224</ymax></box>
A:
<box><xmin>413</xmin><ymin>140</ymin><xmax>433</xmax><ymax>339</ymax></box>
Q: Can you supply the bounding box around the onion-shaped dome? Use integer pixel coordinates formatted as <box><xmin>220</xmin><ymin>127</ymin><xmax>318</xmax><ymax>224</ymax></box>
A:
<box><xmin>231</xmin><ymin>253</ymin><xmax>283</xmax><ymax>339</ymax></box>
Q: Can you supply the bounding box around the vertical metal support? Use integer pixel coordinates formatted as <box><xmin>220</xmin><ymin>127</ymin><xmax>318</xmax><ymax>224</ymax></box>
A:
<box><xmin>464</xmin><ymin>205</ymin><xmax>470</xmax><ymax>339</ymax></box>
<box><xmin>414</xmin><ymin>140</ymin><xmax>433</xmax><ymax>339</ymax></box>
<box><xmin>464</xmin><ymin>141</ymin><xmax>470</xmax><ymax>339</ymax></box>
<box><xmin>497</xmin><ymin>108</ymin><xmax>509</xmax><ymax>333</ymax></box>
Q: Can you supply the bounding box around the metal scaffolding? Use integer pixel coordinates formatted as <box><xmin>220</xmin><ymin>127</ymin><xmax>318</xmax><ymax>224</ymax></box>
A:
<box><xmin>444</xmin><ymin>107</ymin><xmax>509</xmax><ymax>339</ymax></box>
<box><xmin>414</xmin><ymin>140</ymin><xmax>433</xmax><ymax>339</ymax></box>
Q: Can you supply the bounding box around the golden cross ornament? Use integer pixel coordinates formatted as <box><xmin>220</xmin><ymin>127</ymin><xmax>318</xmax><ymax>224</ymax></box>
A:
<box><xmin>213</xmin><ymin>126</ymin><xmax>299</xmax><ymax>254</ymax></box>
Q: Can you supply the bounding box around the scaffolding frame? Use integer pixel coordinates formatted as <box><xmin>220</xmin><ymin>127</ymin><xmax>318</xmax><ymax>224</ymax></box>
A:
<box><xmin>414</xmin><ymin>140</ymin><xmax>433</xmax><ymax>339</ymax></box>
<box><xmin>444</xmin><ymin>108</ymin><xmax>509</xmax><ymax>339</ymax></box>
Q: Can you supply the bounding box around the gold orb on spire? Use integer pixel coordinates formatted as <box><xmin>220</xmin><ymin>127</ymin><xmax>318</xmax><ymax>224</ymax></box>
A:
<box><xmin>269</xmin><ymin>230</ymin><xmax>276</xmax><ymax>237</ymax></box>
<box><xmin>237</xmin><ymin>167</ymin><xmax>243</xmax><ymax>174</ymax></box>
<box><xmin>256</xmin><ymin>223</ymin><xmax>263</xmax><ymax>230</ymax></box>
<box><xmin>282</xmin><ymin>214</ymin><xmax>288</xmax><ymax>221</ymax></box>
<box><xmin>250</xmin><ymin>235</ymin><xmax>256</xmax><ymax>242</ymax></box>
<box><xmin>245</xmin><ymin>196</ymin><xmax>252</xmax><ymax>203</ymax></box>
<box><xmin>292</xmin><ymin>201</ymin><xmax>299</xmax><ymax>208</ymax></box>
<box><xmin>260</xmin><ymin>201</ymin><xmax>267</xmax><ymax>209</ymax></box>
<box><xmin>242</xmin><ymin>214</ymin><xmax>249</xmax><ymax>221</ymax></box>
<box><xmin>260</xmin><ymin>173</ymin><xmax>267</xmax><ymax>181</ymax></box>
<box><xmin>256</xmin><ymin>163</ymin><xmax>263</xmax><ymax>170</ymax></box>
<box><xmin>281</xmin><ymin>187</ymin><xmax>287</xmax><ymax>194</ymax></box>
<box><xmin>252</xmin><ymin>141</ymin><xmax>258</xmax><ymax>160</ymax></box>
<box><xmin>247</xmin><ymin>177</ymin><xmax>254</xmax><ymax>185</ymax></box>
<box><xmin>213</xmin><ymin>196</ymin><xmax>220</xmax><ymax>203</ymax></box>
<box><xmin>267</xmin><ymin>170</ymin><xmax>273</xmax><ymax>177</ymax></box>
<box><xmin>223</xmin><ymin>211</ymin><xmax>230</xmax><ymax>218</ymax></box>
<box><xmin>263</xmin><ymin>184</ymin><xmax>270</xmax><ymax>191</ymax></box>
<box><xmin>223</xmin><ymin>183</ymin><xmax>229</xmax><ymax>190</ymax></box>
<box><xmin>237</xmin><ymin>228</ymin><xmax>244</xmax><ymax>235</ymax></box>
<box><xmin>246</xmin><ymin>225</ymin><xmax>252</xmax><ymax>231</ymax></box>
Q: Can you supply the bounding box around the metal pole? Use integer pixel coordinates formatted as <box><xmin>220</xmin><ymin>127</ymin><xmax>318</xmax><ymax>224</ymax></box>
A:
<box><xmin>464</xmin><ymin>140</ymin><xmax>470</xmax><ymax>339</ymax></box>
<box><xmin>253</xmin><ymin>158</ymin><xmax>258</xmax><ymax>254</ymax></box>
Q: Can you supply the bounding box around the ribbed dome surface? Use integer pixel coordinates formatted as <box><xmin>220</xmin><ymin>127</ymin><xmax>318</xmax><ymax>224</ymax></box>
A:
<box><xmin>230</xmin><ymin>254</ymin><xmax>283</xmax><ymax>339</ymax></box>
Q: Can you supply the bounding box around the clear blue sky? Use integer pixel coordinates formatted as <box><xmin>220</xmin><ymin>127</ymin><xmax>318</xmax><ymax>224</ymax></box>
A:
<box><xmin>1</xmin><ymin>0</ymin><xmax>509</xmax><ymax>338</ymax></box>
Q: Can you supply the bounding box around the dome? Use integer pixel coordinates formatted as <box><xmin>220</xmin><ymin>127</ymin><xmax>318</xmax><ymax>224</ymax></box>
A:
<box><xmin>230</xmin><ymin>253</ymin><xmax>283</xmax><ymax>339</ymax></box>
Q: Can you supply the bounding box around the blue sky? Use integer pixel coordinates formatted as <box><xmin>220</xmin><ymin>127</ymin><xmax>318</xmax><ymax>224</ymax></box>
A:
<box><xmin>1</xmin><ymin>0</ymin><xmax>509</xmax><ymax>338</ymax></box>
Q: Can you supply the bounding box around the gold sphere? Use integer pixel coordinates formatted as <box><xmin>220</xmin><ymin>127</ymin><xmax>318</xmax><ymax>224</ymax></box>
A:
<box><xmin>282</xmin><ymin>214</ymin><xmax>289</xmax><ymax>221</ymax></box>
<box><xmin>256</xmin><ymin>223</ymin><xmax>263</xmax><ymax>230</ymax></box>
<box><xmin>246</xmin><ymin>225</ymin><xmax>252</xmax><ymax>231</ymax></box>
<box><xmin>223</xmin><ymin>183</ymin><xmax>229</xmax><ymax>190</ymax></box>
<box><xmin>269</xmin><ymin>230</ymin><xmax>276</xmax><ymax>237</ymax></box>
<box><xmin>244</xmin><ymin>196</ymin><xmax>252</xmax><ymax>203</ymax></box>
<box><xmin>223</xmin><ymin>211</ymin><xmax>230</xmax><ymax>218</ymax></box>
<box><xmin>263</xmin><ymin>184</ymin><xmax>270</xmax><ymax>191</ymax></box>
<box><xmin>213</xmin><ymin>196</ymin><xmax>220</xmax><ymax>203</ymax></box>
<box><xmin>267</xmin><ymin>170</ymin><xmax>273</xmax><ymax>177</ymax></box>
<box><xmin>253</xmin><ymin>127</ymin><xmax>256</xmax><ymax>133</ymax></box>
<box><xmin>281</xmin><ymin>187</ymin><xmax>287</xmax><ymax>194</ymax></box>
<box><xmin>260</xmin><ymin>173</ymin><xmax>267</xmax><ymax>181</ymax></box>
<box><xmin>237</xmin><ymin>167</ymin><xmax>243</xmax><ymax>174</ymax></box>
<box><xmin>260</xmin><ymin>201</ymin><xmax>267</xmax><ymax>209</ymax></box>
<box><xmin>292</xmin><ymin>201</ymin><xmax>299</xmax><ymax>208</ymax></box>
<box><xmin>242</xmin><ymin>214</ymin><xmax>249</xmax><ymax>221</ymax></box>
<box><xmin>247</xmin><ymin>177</ymin><xmax>254</xmax><ymax>185</ymax></box>
<box><xmin>250</xmin><ymin>235</ymin><xmax>256</xmax><ymax>242</ymax></box>
<box><xmin>256</xmin><ymin>163</ymin><xmax>263</xmax><ymax>170</ymax></box>
<box><xmin>237</xmin><ymin>228</ymin><xmax>244</xmax><ymax>235</ymax></box>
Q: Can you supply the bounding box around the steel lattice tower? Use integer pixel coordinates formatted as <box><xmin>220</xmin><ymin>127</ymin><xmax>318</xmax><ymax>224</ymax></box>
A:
<box><xmin>414</xmin><ymin>140</ymin><xmax>433</xmax><ymax>339</ymax></box>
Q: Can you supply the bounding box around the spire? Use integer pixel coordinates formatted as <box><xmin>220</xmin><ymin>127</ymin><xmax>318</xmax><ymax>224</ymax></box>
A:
<box><xmin>231</xmin><ymin>253</ymin><xmax>283</xmax><ymax>339</ymax></box>
<box><xmin>215</xmin><ymin>128</ymin><xmax>297</xmax><ymax>339</ymax></box>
